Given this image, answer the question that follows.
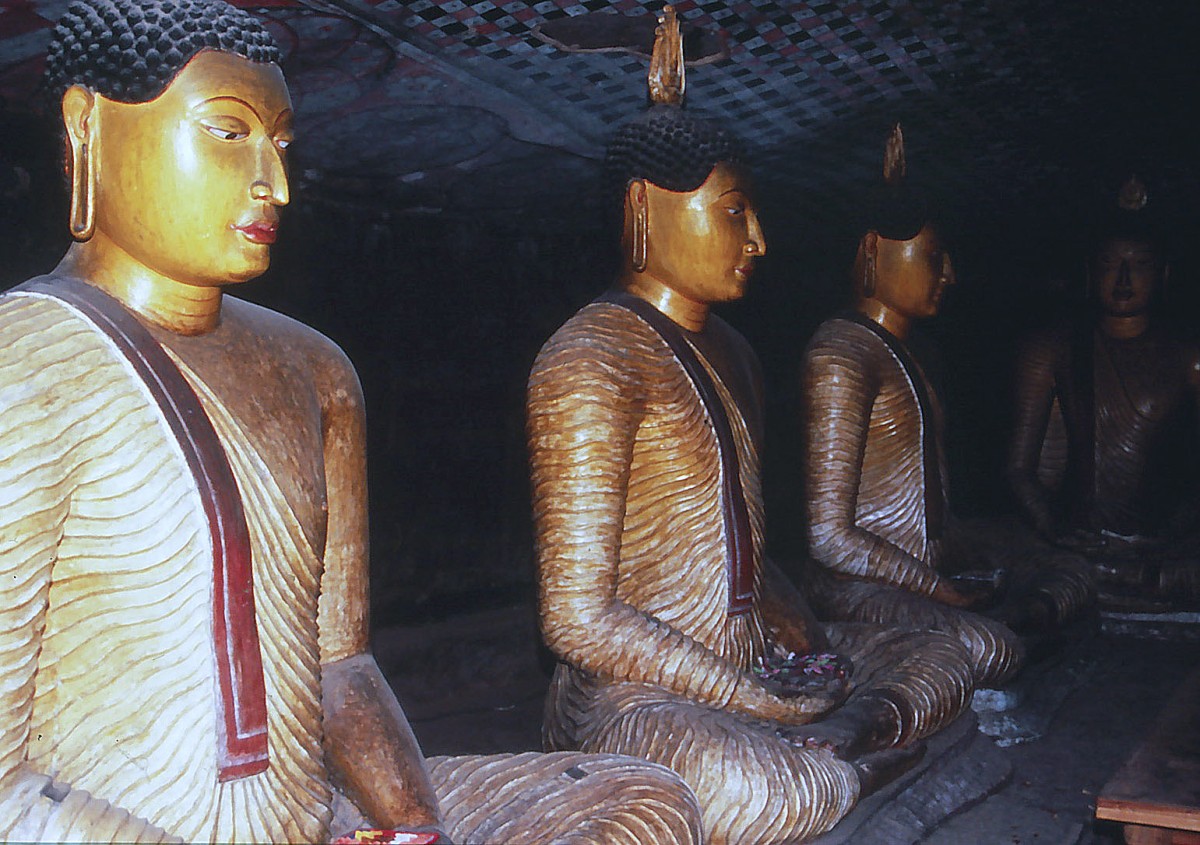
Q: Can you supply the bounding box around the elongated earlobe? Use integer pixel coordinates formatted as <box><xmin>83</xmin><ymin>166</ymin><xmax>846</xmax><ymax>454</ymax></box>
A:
<box><xmin>69</xmin><ymin>140</ymin><xmax>95</xmax><ymax>240</ymax></box>
<box><xmin>630</xmin><ymin>181</ymin><xmax>649</xmax><ymax>273</ymax></box>
<box><xmin>62</xmin><ymin>86</ymin><xmax>97</xmax><ymax>241</ymax></box>
<box><xmin>860</xmin><ymin>231</ymin><xmax>879</xmax><ymax>298</ymax></box>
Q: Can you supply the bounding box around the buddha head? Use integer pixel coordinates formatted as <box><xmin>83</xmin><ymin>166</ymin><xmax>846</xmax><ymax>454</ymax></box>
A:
<box><xmin>606</xmin><ymin>7</ymin><xmax>765</xmax><ymax>317</ymax></box>
<box><xmin>45</xmin><ymin>0</ymin><xmax>290</xmax><ymax>291</ymax></box>
<box><xmin>852</xmin><ymin>125</ymin><xmax>955</xmax><ymax>335</ymax></box>
<box><xmin>1090</xmin><ymin>176</ymin><xmax>1167</xmax><ymax>321</ymax></box>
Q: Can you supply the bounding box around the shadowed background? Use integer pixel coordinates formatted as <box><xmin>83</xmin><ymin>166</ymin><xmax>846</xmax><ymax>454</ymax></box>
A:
<box><xmin>2</xmin><ymin>0</ymin><xmax>1198</xmax><ymax>625</ymax></box>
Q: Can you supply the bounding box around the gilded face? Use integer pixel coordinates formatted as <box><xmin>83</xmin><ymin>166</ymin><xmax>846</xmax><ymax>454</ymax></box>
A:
<box><xmin>640</xmin><ymin>162</ymin><xmax>767</xmax><ymax>305</ymax></box>
<box><xmin>1094</xmin><ymin>238</ymin><xmax>1161</xmax><ymax>317</ymax></box>
<box><xmin>872</xmin><ymin>223</ymin><xmax>956</xmax><ymax>320</ymax></box>
<box><xmin>89</xmin><ymin>50</ymin><xmax>293</xmax><ymax>287</ymax></box>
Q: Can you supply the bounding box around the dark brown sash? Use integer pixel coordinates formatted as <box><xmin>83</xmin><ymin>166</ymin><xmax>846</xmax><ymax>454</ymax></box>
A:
<box><xmin>17</xmin><ymin>275</ymin><xmax>269</xmax><ymax>782</ymax></box>
<box><xmin>841</xmin><ymin>312</ymin><xmax>945</xmax><ymax>541</ymax></box>
<box><xmin>602</xmin><ymin>290</ymin><xmax>754</xmax><ymax>616</ymax></box>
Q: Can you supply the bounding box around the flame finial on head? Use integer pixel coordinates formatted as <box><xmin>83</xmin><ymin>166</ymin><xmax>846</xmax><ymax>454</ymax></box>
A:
<box><xmin>1117</xmin><ymin>174</ymin><xmax>1149</xmax><ymax>212</ymax></box>
<box><xmin>883</xmin><ymin>123</ymin><xmax>906</xmax><ymax>187</ymax></box>
<box><xmin>648</xmin><ymin>5</ymin><xmax>685</xmax><ymax>106</ymax></box>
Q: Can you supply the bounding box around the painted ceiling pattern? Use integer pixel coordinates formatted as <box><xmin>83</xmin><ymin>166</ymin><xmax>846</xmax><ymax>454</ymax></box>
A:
<box><xmin>0</xmin><ymin>0</ymin><xmax>1196</xmax><ymax>226</ymax></box>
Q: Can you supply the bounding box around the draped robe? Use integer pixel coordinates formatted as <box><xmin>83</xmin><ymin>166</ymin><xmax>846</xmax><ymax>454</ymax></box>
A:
<box><xmin>1009</xmin><ymin>322</ymin><xmax>1200</xmax><ymax>601</ymax></box>
<box><xmin>803</xmin><ymin>315</ymin><xmax>1048</xmax><ymax>687</ymax></box>
<box><xmin>0</xmin><ymin>287</ymin><xmax>703</xmax><ymax>845</ymax></box>
<box><xmin>529</xmin><ymin>298</ymin><xmax>975</xmax><ymax>845</ymax></box>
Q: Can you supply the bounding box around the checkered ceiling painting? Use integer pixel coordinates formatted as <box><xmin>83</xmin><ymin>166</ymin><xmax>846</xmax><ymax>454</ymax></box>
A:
<box><xmin>1</xmin><ymin>0</ymin><xmax>1197</xmax><ymax>225</ymax></box>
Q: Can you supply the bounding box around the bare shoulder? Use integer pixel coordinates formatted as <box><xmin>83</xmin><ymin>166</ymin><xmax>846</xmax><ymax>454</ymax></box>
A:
<box><xmin>1179</xmin><ymin>337</ymin><xmax>1200</xmax><ymax>390</ymax></box>
<box><xmin>707</xmin><ymin>312</ymin><xmax>757</xmax><ymax>364</ymax></box>
<box><xmin>222</xmin><ymin>296</ymin><xmax>362</xmax><ymax>410</ymax></box>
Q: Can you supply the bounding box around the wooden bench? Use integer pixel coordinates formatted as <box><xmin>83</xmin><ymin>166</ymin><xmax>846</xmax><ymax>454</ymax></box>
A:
<box><xmin>1096</xmin><ymin>667</ymin><xmax>1200</xmax><ymax>844</ymax></box>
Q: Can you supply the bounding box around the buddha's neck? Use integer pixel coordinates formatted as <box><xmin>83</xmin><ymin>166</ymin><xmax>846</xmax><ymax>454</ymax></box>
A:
<box><xmin>621</xmin><ymin>275</ymin><xmax>708</xmax><ymax>332</ymax></box>
<box><xmin>55</xmin><ymin>238</ymin><xmax>222</xmax><ymax>335</ymax></box>
<box><xmin>855</xmin><ymin>297</ymin><xmax>911</xmax><ymax>341</ymax></box>
<box><xmin>1099</xmin><ymin>313</ymin><xmax>1150</xmax><ymax>341</ymax></box>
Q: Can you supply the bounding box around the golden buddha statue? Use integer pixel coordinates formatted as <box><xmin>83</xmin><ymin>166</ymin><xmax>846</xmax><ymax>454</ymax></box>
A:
<box><xmin>0</xmin><ymin>2</ymin><xmax>702</xmax><ymax>842</ymax></box>
<box><xmin>801</xmin><ymin>127</ymin><xmax>1095</xmax><ymax>686</ymax></box>
<box><xmin>1008</xmin><ymin>176</ymin><xmax>1200</xmax><ymax>603</ymax></box>
<box><xmin>528</xmin><ymin>12</ymin><xmax>976</xmax><ymax>845</ymax></box>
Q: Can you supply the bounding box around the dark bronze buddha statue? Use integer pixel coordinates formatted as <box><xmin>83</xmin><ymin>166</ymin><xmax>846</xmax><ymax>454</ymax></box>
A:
<box><xmin>1008</xmin><ymin>176</ymin><xmax>1200</xmax><ymax>604</ymax></box>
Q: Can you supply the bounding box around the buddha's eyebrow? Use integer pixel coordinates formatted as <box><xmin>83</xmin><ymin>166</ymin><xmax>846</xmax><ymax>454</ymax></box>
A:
<box><xmin>198</xmin><ymin>95</ymin><xmax>262</xmax><ymax>121</ymax></box>
<box><xmin>719</xmin><ymin>188</ymin><xmax>748</xmax><ymax>197</ymax></box>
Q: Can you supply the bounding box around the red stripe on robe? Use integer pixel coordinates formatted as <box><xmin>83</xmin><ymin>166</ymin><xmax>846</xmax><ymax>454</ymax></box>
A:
<box><xmin>19</xmin><ymin>275</ymin><xmax>269</xmax><ymax>782</ymax></box>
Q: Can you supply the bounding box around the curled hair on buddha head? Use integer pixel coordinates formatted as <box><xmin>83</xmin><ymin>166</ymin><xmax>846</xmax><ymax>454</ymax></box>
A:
<box><xmin>604</xmin><ymin>6</ymin><xmax>744</xmax><ymax>206</ymax></box>
<box><xmin>43</xmin><ymin>0</ymin><xmax>280</xmax><ymax>105</ymax></box>
<box><xmin>858</xmin><ymin>124</ymin><xmax>934</xmax><ymax>242</ymax></box>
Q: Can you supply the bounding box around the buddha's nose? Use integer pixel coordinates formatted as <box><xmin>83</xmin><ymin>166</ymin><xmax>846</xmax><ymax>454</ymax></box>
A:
<box><xmin>252</xmin><ymin>143</ymin><xmax>290</xmax><ymax>206</ymax></box>
<box><xmin>941</xmin><ymin>253</ymin><xmax>957</xmax><ymax>285</ymax></box>
<box><xmin>746</xmin><ymin>211</ymin><xmax>767</xmax><ymax>256</ymax></box>
<box><xmin>1116</xmin><ymin>260</ymin><xmax>1132</xmax><ymax>290</ymax></box>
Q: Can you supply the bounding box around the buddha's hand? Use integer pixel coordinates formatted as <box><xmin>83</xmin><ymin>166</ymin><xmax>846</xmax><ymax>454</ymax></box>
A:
<box><xmin>1051</xmin><ymin>528</ymin><xmax>1107</xmax><ymax>554</ymax></box>
<box><xmin>930</xmin><ymin>580</ymin><xmax>981</xmax><ymax>609</ymax></box>
<box><xmin>729</xmin><ymin>671</ymin><xmax>847</xmax><ymax>725</ymax></box>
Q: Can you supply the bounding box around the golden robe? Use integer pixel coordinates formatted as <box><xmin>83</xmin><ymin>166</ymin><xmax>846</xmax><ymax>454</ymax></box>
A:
<box><xmin>0</xmin><ymin>290</ymin><xmax>702</xmax><ymax>845</ymax></box>
<box><xmin>803</xmin><ymin>315</ymin><xmax>1035</xmax><ymax>687</ymax></box>
<box><xmin>529</xmin><ymin>300</ymin><xmax>975</xmax><ymax>845</ymax></box>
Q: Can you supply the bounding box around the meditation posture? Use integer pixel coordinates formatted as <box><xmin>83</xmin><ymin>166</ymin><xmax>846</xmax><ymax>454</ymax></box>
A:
<box><xmin>0</xmin><ymin>2</ymin><xmax>702</xmax><ymax>843</ymax></box>
<box><xmin>1008</xmin><ymin>177</ymin><xmax>1200</xmax><ymax>603</ymax></box>
<box><xmin>528</xmin><ymin>13</ymin><xmax>975</xmax><ymax>845</ymax></box>
<box><xmin>800</xmin><ymin>126</ymin><xmax>1082</xmax><ymax>688</ymax></box>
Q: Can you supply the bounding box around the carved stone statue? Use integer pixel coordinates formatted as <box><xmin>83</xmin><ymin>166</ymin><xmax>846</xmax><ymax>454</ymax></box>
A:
<box><xmin>801</xmin><ymin>126</ymin><xmax>1094</xmax><ymax>689</ymax></box>
<box><xmin>1008</xmin><ymin>176</ymin><xmax>1200</xmax><ymax>604</ymax></box>
<box><xmin>528</xmin><ymin>12</ymin><xmax>976</xmax><ymax>845</ymax></box>
<box><xmin>0</xmin><ymin>2</ymin><xmax>702</xmax><ymax>843</ymax></box>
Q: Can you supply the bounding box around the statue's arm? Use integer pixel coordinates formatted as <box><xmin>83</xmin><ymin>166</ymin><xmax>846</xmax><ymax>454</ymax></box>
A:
<box><xmin>802</xmin><ymin>332</ymin><xmax>943</xmax><ymax>596</ymax></box>
<box><xmin>1006</xmin><ymin>332</ymin><xmax>1059</xmax><ymax>537</ymax></box>
<box><xmin>1169</xmin><ymin>343</ymin><xmax>1200</xmax><ymax>536</ymax></box>
<box><xmin>529</xmin><ymin>323</ymin><xmax>828</xmax><ymax>724</ymax></box>
<box><xmin>314</xmin><ymin>348</ymin><xmax>444</xmax><ymax>836</ymax></box>
<box><xmin>0</xmin><ymin>345</ymin><xmax>176</xmax><ymax>843</ymax></box>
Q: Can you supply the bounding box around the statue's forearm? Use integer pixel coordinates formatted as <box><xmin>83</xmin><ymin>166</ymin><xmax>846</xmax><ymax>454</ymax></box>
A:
<box><xmin>540</xmin><ymin>587</ymin><xmax>743</xmax><ymax>710</ymax></box>
<box><xmin>1008</xmin><ymin>335</ymin><xmax>1061</xmax><ymax>536</ymax></box>
<box><xmin>809</xmin><ymin>520</ymin><xmax>941</xmax><ymax>594</ymax></box>
<box><xmin>322</xmin><ymin>653</ymin><xmax>444</xmax><ymax>834</ymax></box>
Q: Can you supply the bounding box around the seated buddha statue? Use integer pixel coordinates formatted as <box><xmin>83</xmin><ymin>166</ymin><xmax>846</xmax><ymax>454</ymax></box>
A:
<box><xmin>0</xmin><ymin>2</ymin><xmax>703</xmax><ymax>843</ymax></box>
<box><xmin>528</xmin><ymin>12</ymin><xmax>976</xmax><ymax>845</ymax></box>
<box><xmin>1008</xmin><ymin>177</ymin><xmax>1200</xmax><ymax>604</ymax></box>
<box><xmin>800</xmin><ymin>126</ymin><xmax>1096</xmax><ymax>688</ymax></box>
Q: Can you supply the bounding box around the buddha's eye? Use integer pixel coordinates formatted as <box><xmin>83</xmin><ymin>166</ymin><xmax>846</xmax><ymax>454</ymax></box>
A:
<box><xmin>725</xmin><ymin>203</ymin><xmax>746</xmax><ymax>216</ymax></box>
<box><xmin>200</xmin><ymin>117</ymin><xmax>251</xmax><ymax>142</ymax></box>
<box><xmin>275</xmin><ymin>137</ymin><xmax>293</xmax><ymax>151</ymax></box>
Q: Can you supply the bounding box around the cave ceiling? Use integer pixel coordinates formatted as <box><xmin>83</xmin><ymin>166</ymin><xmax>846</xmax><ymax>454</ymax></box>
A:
<box><xmin>1</xmin><ymin>0</ymin><xmax>1197</xmax><ymax>233</ymax></box>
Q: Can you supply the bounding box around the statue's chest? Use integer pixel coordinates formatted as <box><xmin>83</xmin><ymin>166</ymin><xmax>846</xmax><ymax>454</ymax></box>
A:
<box><xmin>153</xmin><ymin>340</ymin><xmax>330</xmax><ymax>555</ymax></box>
<box><xmin>1095</xmin><ymin>337</ymin><xmax>1187</xmax><ymax>429</ymax></box>
<box><xmin>872</xmin><ymin>360</ymin><xmax>932</xmax><ymax>445</ymax></box>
